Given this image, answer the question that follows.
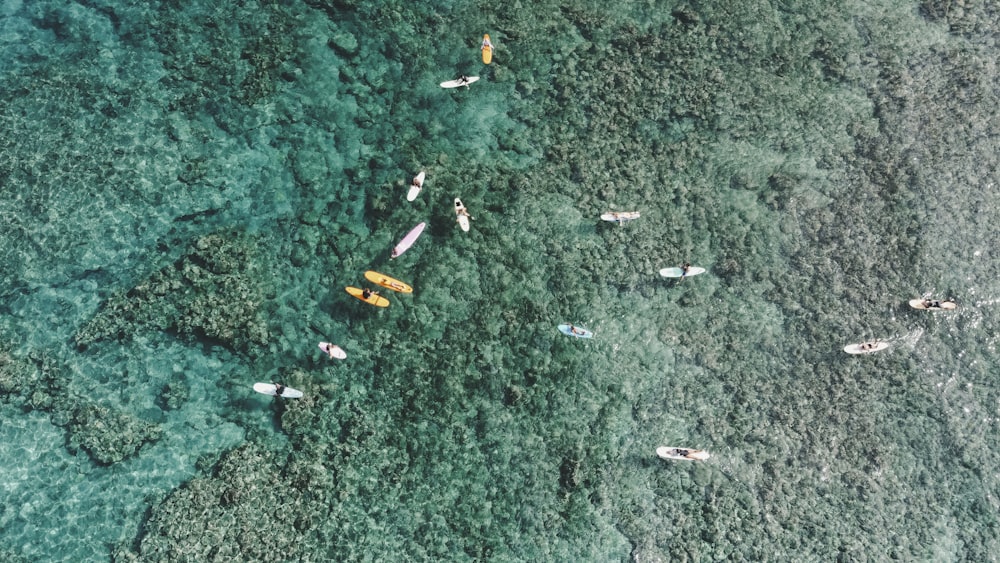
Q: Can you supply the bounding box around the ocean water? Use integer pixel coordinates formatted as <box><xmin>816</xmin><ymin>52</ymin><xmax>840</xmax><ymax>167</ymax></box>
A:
<box><xmin>1</xmin><ymin>0</ymin><xmax>998</xmax><ymax>561</ymax></box>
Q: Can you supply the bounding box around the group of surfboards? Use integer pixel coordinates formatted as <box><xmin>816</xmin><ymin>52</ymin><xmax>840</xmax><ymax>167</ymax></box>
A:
<box><xmin>440</xmin><ymin>34</ymin><xmax>493</xmax><ymax>89</ymax></box>
<box><xmin>255</xmin><ymin>169</ymin><xmax>477</xmax><ymax>398</ymax></box>
<box><xmin>550</xmin><ymin>212</ymin><xmax>713</xmax><ymax>459</ymax></box>
<box><xmin>254</xmin><ymin>36</ymin><xmax>498</xmax><ymax>400</ymax></box>
<box><xmin>557</xmin><ymin>212</ymin><xmax>962</xmax><ymax>460</ymax></box>
<box><xmin>255</xmin><ymin>33</ymin><xmax>960</xmax><ymax>459</ymax></box>
<box><xmin>557</xmin><ymin>211</ymin><xmax>706</xmax><ymax>343</ymax></box>
<box><xmin>842</xmin><ymin>297</ymin><xmax>958</xmax><ymax>355</ymax></box>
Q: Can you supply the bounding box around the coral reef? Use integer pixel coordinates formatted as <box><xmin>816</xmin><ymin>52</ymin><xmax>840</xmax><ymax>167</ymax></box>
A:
<box><xmin>0</xmin><ymin>349</ymin><xmax>161</xmax><ymax>466</ymax></box>
<box><xmin>0</xmin><ymin>349</ymin><xmax>68</xmax><ymax>411</ymax></box>
<box><xmin>65</xmin><ymin>404</ymin><xmax>163</xmax><ymax>465</ymax></box>
<box><xmin>2</xmin><ymin>0</ymin><xmax>999</xmax><ymax>560</ymax></box>
<box><xmin>120</xmin><ymin>444</ymin><xmax>307</xmax><ymax>562</ymax></box>
<box><xmin>75</xmin><ymin>231</ymin><xmax>271</xmax><ymax>353</ymax></box>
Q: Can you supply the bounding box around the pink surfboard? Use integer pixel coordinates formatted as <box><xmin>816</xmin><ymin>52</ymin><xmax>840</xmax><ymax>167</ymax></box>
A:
<box><xmin>391</xmin><ymin>222</ymin><xmax>426</xmax><ymax>258</ymax></box>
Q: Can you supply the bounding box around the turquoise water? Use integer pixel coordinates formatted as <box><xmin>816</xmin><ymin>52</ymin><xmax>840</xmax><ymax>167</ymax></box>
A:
<box><xmin>1</xmin><ymin>0</ymin><xmax>998</xmax><ymax>560</ymax></box>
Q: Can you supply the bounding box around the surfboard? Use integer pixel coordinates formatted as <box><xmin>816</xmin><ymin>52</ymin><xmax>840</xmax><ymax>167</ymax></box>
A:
<box><xmin>656</xmin><ymin>447</ymin><xmax>710</xmax><ymax>461</ymax></box>
<box><xmin>454</xmin><ymin>198</ymin><xmax>471</xmax><ymax>232</ymax></box>
<box><xmin>318</xmin><ymin>342</ymin><xmax>347</xmax><ymax>360</ymax></box>
<box><xmin>346</xmin><ymin>287</ymin><xmax>390</xmax><ymax>308</ymax></box>
<box><xmin>440</xmin><ymin>76</ymin><xmax>480</xmax><ymax>89</ymax></box>
<box><xmin>909</xmin><ymin>298</ymin><xmax>958</xmax><ymax>311</ymax></box>
<box><xmin>601</xmin><ymin>211</ymin><xmax>640</xmax><ymax>224</ymax></box>
<box><xmin>406</xmin><ymin>171</ymin><xmax>425</xmax><ymax>202</ymax></box>
<box><xmin>660</xmin><ymin>266</ymin><xmax>706</xmax><ymax>278</ymax></box>
<box><xmin>558</xmin><ymin>324</ymin><xmax>593</xmax><ymax>338</ymax></box>
<box><xmin>253</xmin><ymin>382</ymin><xmax>303</xmax><ymax>399</ymax></box>
<box><xmin>481</xmin><ymin>34</ymin><xmax>493</xmax><ymax>64</ymax></box>
<box><xmin>843</xmin><ymin>341</ymin><xmax>889</xmax><ymax>355</ymax></box>
<box><xmin>364</xmin><ymin>271</ymin><xmax>413</xmax><ymax>293</ymax></box>
<box><xmin>392</xmin><ymin>222</ymin><xmax>426</xmax><ymax>258</ymax></box>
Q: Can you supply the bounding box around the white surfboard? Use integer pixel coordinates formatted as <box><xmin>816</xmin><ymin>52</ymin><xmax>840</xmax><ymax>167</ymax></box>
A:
<box><xmin>843</xmin><ymin>341</ymin><xmax>890</xmax><ymax>355</ymax></box>
<box><xmin>406</xmin><ymin>171</ymin><xmax>425</xmax><ymax>202</ymax></box>
<box><xmin>440</xmin><ymin>76</ymin><xmax>480</xmax><ymax>89</ymax></box>
<box><xmin>454</xmin><ymin>198</ymin><xmax>471</xmax><ymax>232</ymax></box>
<box><xmin>660</xmin><ymin>266</ymin><xmax>706</xmax><ymax>278</ymax></box>
<box><xmin>600</xmin><ymin>211</ymin><xmax>640</xmax><ymax>224</ymax></box>
<box><xmin>656</xmin><ymin>447</ymin><xmax>710</xmax><ymax>461</ymax></box>
<box><xmin>253</xmin><ymin>382</ymin><xmax>304</xmax><ymax>398</ymax></box>
<box><xmin>318</xmin><ymin>342</ymin><xmax>347</xmax><ymax>360</ymax></box>
<box><xmin>908</xmin><ymin>298</ymin><xmax>957</xmax><ymax>311</ymax></box>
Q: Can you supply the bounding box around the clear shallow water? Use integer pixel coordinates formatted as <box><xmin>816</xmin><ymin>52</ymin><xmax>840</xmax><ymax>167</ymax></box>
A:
<box><xmin>1</xmin><ymin>0</ymin><xmax>999</xmax><ymax>561</ymax></box>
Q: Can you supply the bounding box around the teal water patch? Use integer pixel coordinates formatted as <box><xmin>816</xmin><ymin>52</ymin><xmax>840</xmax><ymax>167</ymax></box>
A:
<box><xmin>2</xmin><ymin>0</ymin><xmax>1000</xmax><ymax>561</ymax></box>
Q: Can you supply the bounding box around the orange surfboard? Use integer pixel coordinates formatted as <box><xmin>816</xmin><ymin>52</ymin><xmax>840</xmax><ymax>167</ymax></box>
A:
<box><xmin>364</xmin><ymin>271</ymin><xmax>413</xmax><ymax>293</ymax></box>
<box><xmin>481</xmin><ymin>34</ymin><xmax>493</xmax><ymax>64</ymax></box>
<box><xmin>346</xmin><ymin>287</ymin><xmax>390</xmax><ymax>308</ymax></box>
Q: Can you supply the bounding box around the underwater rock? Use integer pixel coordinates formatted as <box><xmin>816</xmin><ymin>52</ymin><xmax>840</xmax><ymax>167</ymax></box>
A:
<box><xmin>0</xmin><ymin>350</ymin><xmax>69</xmax><ymax>411</ymax></box>
<box><xmin>0</xmin><ymin>351</ymin><xmax>32</xmax><ymax>400</ymax></box>
<box><xmin>328</xmin><ymin>29</ymin><xmax>359</xmax><ymax>56</ymax></box>
<box><xmin>66</xmin><ymin>403</ymin><xmax>163</xmax><ymax>465</ymax></box>
<box><xmin>157</xmin><ymin>378</ymin><xmax>190</xmax><ymax>411</ymax></box>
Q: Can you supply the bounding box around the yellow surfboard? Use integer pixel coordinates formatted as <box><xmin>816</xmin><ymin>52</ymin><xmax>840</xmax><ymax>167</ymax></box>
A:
<box><xmin>346</xmin><ymin>287</ymin><xmax>390</xmax><ymax>308</ymax></box>
<box><xmin>364</xmin><ymin>271</ymin><xmax>413</xmax><ymax>293</ymax></box>
<box><xmin>481</xmin><ymin>34</ymin><xmax>493</xmax><ymax>64</ymax></box>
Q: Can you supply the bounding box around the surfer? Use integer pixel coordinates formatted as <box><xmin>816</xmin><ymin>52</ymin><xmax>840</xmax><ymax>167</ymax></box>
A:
<box><xmin>569</xmin><ymin>324</ymin><xmax>585</xmax><ymax>336</ymax></box>
<box><xmin>481</xmin><ymin>36</ymin><xmax>493</xmax><ymax>51</ymax></box>
<box><xmin>458</xmin><ymin>75</ymin><xmax>471</xmax><ymax>87</ymax></box>
<box><xmin>681</xmin><ymin>262</ymin><xmax>692</xmax><ymax>276</ymax></box>
<box><xmin>320</xmin><ymin>343</ymin><xmax>336</xmax><ymax>359</ymax></box>
<box><xmin>378</xmin><ymin>277</ymin><xmax>403</xmax><ymax>291</ymax></box>
<box><xmin>273</xmin><ymin>383</ymin><xmax>286</xmax><ymax>397</ymax></box>
<box><xmin>362</xmin><ymin>287</ymin><xmax>379</xmax><ymax>300</ymax></box>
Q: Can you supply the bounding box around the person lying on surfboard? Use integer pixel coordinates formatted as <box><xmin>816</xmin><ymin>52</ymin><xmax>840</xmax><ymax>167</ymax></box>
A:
<box><xmin>569</xmin><ymin>324</ymin><xmax>586</xmax><ymax>336</ymax></box>
<box><xmin>320</xmin><ymin>343</ymin><xmax>338</xmax><ymax>359</ymax></box>
<box><xmin>379</xmin><ymin>277</ymin><xmax>406</xmax><ymax>291</ymax></box>
<box><xmin>362</xmin><ymin>287</ymin><xmax>379</xmax><ymax>300</ymax></box>
<box><xmin>481</xmin><ymin>36</ymin><xmax>493</xmax><ymax>51</ymax></box>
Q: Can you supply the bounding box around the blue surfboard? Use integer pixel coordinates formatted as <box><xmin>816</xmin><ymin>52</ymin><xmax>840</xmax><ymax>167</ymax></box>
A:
<box><xmin>558</xmin><ymin>324</ymin><xmax>593</xmax><ymax>338</ymax></box>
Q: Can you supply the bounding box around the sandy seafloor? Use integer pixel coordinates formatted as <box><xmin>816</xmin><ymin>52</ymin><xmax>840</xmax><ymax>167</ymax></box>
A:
<box><xmin>1</xmin><ymin>0</ymin><xmax>999</xmax><ymax>561</ymax></box>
